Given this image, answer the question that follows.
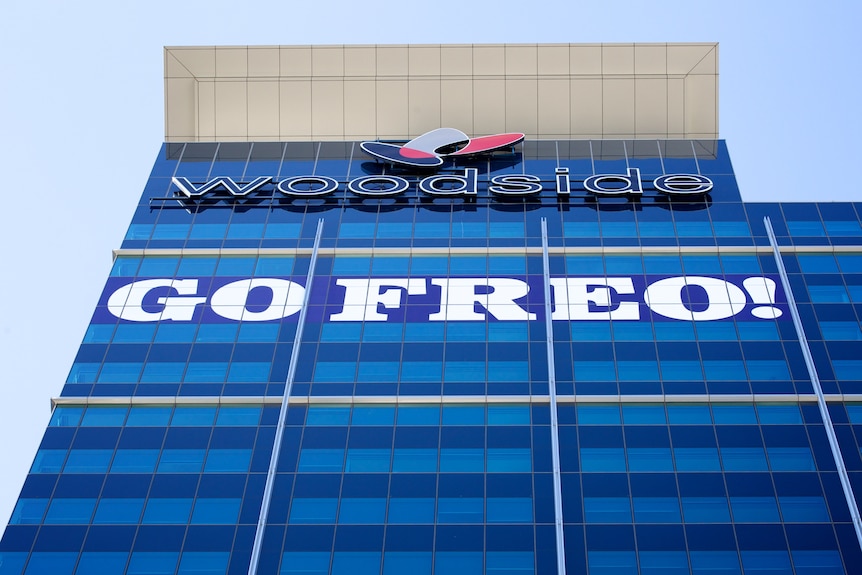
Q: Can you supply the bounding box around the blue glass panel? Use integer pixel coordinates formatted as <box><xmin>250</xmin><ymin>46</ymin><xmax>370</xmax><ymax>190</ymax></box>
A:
<box><xmin>584</xmin><ymin>497</ymin><xmax>631</xmax><ymax>523</ymax></box>
<box><xmin>345</xmin><ymin>449</ymin><xmax>391</xmax><ymax>472</ymax></box>
<box><xmin>331</xmin><ymin>552</ymin><xmax>381</xmax><ymax>575</ymax></box>
<box><xmin>387</xmin><ymin>498</ymin><xmax>435</xmax><ymax>524</ymax></box>
<box><xmin>720</xmin><ymin>448</ymin><xmax>768</xmax><ymax>471</ymax></box>
<box><xmin>76</xmin><ymin>552</ymin><xmax>129</xmax><ymax>575</ymax></box>
<box><xmin>673</xmin><ymin>448</ymin><xmax>721</xmax><ymax>472</ymax></box>
<box><xmin>127</xmin><ymin>552</ymin><xmax>179</xmax><ymax>575</ymax></box>
<box><xmin>437</xmin><ymin>498</ymin><xmax>483</xmax><ymax>523</ymax></box>
<box><xmin>126</xmin><ymin>407</ymin><xmax>172</xmax><ymax>426</ymax></box>
<box><xmin>632</xmin><ymin>497</ymin><xmax>681</xmax><ymax>523</ymax></box>
<box><xmin>434</xmin><ymin>552</ymin><xmax>482</xmax><ymax>575</ymax></box>
<box><xmin>204</xmin><ymin>449</ymin><xmax>252</xmax><ymax>472</ymax></box>
<box><xmin>487</xmin><ymin>448</ymin><xmax>531</xmax><ymax>472</ymax></box>
<box><xmin>487</xmin><ymin>498</ymin><xmax>532</xmax><ymax>523</ymax></box>
<box><xmin>791</xmin><ymin>550</ymin><xmax>844</xmax><ymax>575</ymax></box>
<box><xmin>142</xmin><ymin>498</ymin><xmax>192</xmax><ymax>524</ymax></box>
<box><xmin>740</xmin><ymin>551</ymin><xmax>792</xmax><ymax>575</ymax></box>
<box><xmin>396</xmin><ymin>406</ymin><xmax>440</xmax><ymax>426</ymax></box>
<box><xmin>81</xmin><ymin>407</ymin><xmax>127</xmax><ymax>426</ymax></box>
<box><xmin>298</xmin><ymin>449</ymin><xmax>344</xmax><ymax>472</ymax></box>
<box><xmin>216</xmin><ymin>406</ymin><xmax>261</xmax><ymax>426</ymax></box>
<box><xmin>690</xmin><ymin>551</ymin><xmax>740</xmax><ymax>575</ymax></box>
<box><xmin>281</xmin><ymin>552</ymin><xmax>331</xmax><ymax>575</ymax></box>
<box><xmin>93</xmin><ymin>498</ymin><xmax>144</xmax><ymax>524</ymax></box>
<box><xmin>442</xmin><ymin>405</ymin><xmax>484</xmax><ymax>425</ymax></box>
<box><xmin>31</xmin><ymin>449</ymin><xmax>66</xmax><ymax>473</ymax></box>
<box><xmin>157</xmin><ymin>449</ymin><xmax>205</xmax><ymax>473</ymax></box>
<box><xmin>383</xmin><ymin>552</ymin><xmax>432</xmax><ymax>575</ymax></box>
<box><xmin>23</xmin><ymin>553</ymin><xmax>77</xmax><ymax>575</ymax></box>
<box><xmin>64</xmin><ymin>450</ymin><xmax>112</xmax><ymax>473</ymax></box>
<box><xmin>729</xmin><ymin>497</ymin><xmax>780</xmax><ymax>522</ymax></box>
<box><xmin>111</xmin><ymin>449</ymin><xmax>159</xmax><ymax>473</ymax></box>
<box><xmin>289</xmin><ymin>498</ymin><xmax>338</xmax><ymax>524</ymax></box>
<box><xmin>439</xmin><ymin>449</ymin><xmax>484</xmax><ymax>472</ymax></box>
<box><xmin>177</xmin><ymin>552</ymin><xmax>229</xmax><ymax>575</ymax></box>
<box><xmin>9</xmin><ymin>499</ymin><xmax>47</xmax><ymax>524</ymax></box>
<box><xmin>392</xmin><ymin>449</ymin><xmax>437</xmax><ymax>472</ymax></box>
<box><xmin>171</xmin><ymin>407</ymin><xmax>217</xmax><ymax>426</ymax></box>
<box><xmin>627</xmin><ymin>448</ymin><xmax>673</xmax><ymax>472</ymax></box>
<box><xmin>681</xmin><ymin>497</ymin><xmax>731</xmax><ymax>523</ymax></box>
<box><xmin>45</xmin><ymin>498</ymin><xmax>96</xmax><ymax>523</ymax></box>
<box><xmin>306</xmin><ymin>406</ymin><xmax>351</xmax><ymax>426</ymax></box>
<box><xmin>639</xmin><ymin>551</ymin><xmax>688</xmax><ymax>575</ymax></box>
<box><xmin>778</xmin><ymin>496</ymin><xmax>830</xmax><ymax>522</ymax></box>
<box><xmin>191</xmin><ymin>499</ymin><xmax>241</xmax><ymax>524</ymax></box>
<box><xmin>338</xmin><ymin>498</ymin><xmax>386</xmax><ymax>524</ymax></box>
<box><xmin>767</xmin><ymin>447</ymin><xmax>815</xmax><ymax>471</ymax></box>
<box><xmin>588</xmin><ymin>551</ymin><xmax>638</xmax><ymax>575</ymax></box>
<box><xmin>580</xmin><ymin>448</ymin><xmax>626</xmax><ymax>472</ymax></box>
<box><xmin>486</xmin><ymin>552</ymin><xmax>534</xmax><ymax>575</ymax></box>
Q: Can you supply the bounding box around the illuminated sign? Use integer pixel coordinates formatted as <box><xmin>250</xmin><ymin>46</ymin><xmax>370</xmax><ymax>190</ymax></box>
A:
<box><xmin>101</xmin><ymin>275</ymin><xmax>783</xmax><ymax>324</ymax></box>
<box><xmin>171</xmin><ymin>169</ymin><xmax>713</xmax><ymax>200</ymax></box>
<box><xmin>359</xmin><ymin>128</ymin><xmax>525</xmax><ymax>167</ymax></box>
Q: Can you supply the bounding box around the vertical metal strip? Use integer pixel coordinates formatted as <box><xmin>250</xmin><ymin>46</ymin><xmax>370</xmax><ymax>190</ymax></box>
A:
<box><xmin>541</xmin><ymin>218</ymin><xmax>567</xmax><ymax>575</ymax></box>
<box><xmin>248</xmin><ymin>219</ymin><xmax>325</xmax><ymax>575</ymax></box>
<box><xmin>764</xmin><ymin>216</ymin><xmax>862</xmax><ymax>550</ymax></box>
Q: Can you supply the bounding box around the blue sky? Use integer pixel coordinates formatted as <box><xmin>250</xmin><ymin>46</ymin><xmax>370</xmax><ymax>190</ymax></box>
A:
<box><xmin>0</xmin><ymin>0</ymin><xmax>860</xmax><ymax>529</ymax></box>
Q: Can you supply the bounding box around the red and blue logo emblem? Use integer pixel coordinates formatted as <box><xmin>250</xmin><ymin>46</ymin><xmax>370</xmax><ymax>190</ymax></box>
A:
<box><xmin>360</xmin><ymin>128</ymin><xmax>525</xmax><ymax>167</ymax></box>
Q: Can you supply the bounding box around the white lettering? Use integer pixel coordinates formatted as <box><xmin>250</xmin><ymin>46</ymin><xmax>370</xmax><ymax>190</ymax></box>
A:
<box><xmin>429</xmin><ymin>278</ymin><xmax>536</xmax><ymax>321</ymax></box>
<box><xmin>550</xmin><ymin>277</ymin><xmax>640</xmax><ymax>320</ymax></box>
<box><xmin>209</xmin><ymin>279</ymin><xmax>304</xmax><ymax>321</ymax></box>
<box><xmin>330</xmin><ymin>278</ymin><xmax>427</xmax><ymax>321</ymax></box>
<box><xmin>643</xmin><ymin>276</ymin><xmax>747</xmax><ymax>321</ymax></box>
<box><xmin>107</xmin><ymin>279</ymin><xmax>206</xmax><ymax>322</ymax></box>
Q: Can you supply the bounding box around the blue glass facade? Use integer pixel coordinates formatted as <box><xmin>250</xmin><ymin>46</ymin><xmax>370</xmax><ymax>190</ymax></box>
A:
<box><xmin>4</xmin><ymin>139</ymin><xmax>862</xmax><ymax>574</ymax></box>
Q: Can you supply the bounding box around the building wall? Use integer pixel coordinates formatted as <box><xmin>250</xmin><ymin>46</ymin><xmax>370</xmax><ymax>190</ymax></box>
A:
<box><xmin>2</xmin><ymin>138</ymin><xmax>862</xmax><ymax>574</ymax></box>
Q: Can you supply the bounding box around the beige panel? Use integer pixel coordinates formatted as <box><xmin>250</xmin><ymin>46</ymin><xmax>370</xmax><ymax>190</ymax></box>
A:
<box><xmin>667</xmin><ymin>77</ymin><xmax>686</xmax><ymax>137</ymax></box>
<box><xmin>408</xmin><ymin>46</ymin><xmax>441</xmax><ymax>76</ymax></box>
<box><xmin>376</xmin><ymin>80</ymin><xmax>409</xmax><ymax>138</ymax></box>
<box><xmin>344</xmin><ymin>80</ymin><xmax>377</xmax><ymax>138</ymax></box>
<box><xmin>473</xmin><ymin>79</ymin><xmax>505</xmax><ymax>135</ymax></box>
<box><xmin>602</xmin><ymin>45</ymin><xmax>634</xmax><ymax>75</ymax></box>
<box><xmin>408</xmin><ymin>79</ymin><xmax>441</xmax><ymax>136</ymax></box>
<box><xmin>689</xmin><ymin>45</ymin><xmax>718</xmax><ymax>75</ymax></box>
<box><xmin>667</xmin><ymin>44</ymin><xmax>716</xmax><ymax>75</ymax></box>
<box><xmin>280</xmin><ymin>47</ymin><xmax>312</xmax><ymax>77</ymax></box>
<box><xmin>215</xmin><ymin>81</ymin><xmax>247</xmax><ymax>138</ymax></box>
<box><xmin>441</xmin><ymin>45</ymin><xmax>472</xmax><ymax>76</ymax></box>
<box><xmin>248</xmin><ymin>81</ymin><xmax>279</xmax><ymax>139</ymax></box>
<box><xmin>167</xmin><ymin>47</ymin><xmax>215</xmax><ymax>78</ymax></box>
<box><xmin>164</xmin><ymin>44</ymin><xmax>720</xmax><ymax>141</ymax></box>
<box><xmin>166</xmin><ymin>51</ymin><xmax>194</xmax><ymax>79</ymax></box>
<box><xmin>505</xmin><ymin>45</ymin><xmax>537</xmax><ymax>76</ymax></box>
<box><xmin>570</xmin><ymin>78</ymin><xmax>603</xmax><ymax>135</ymax></box>
<box><xmin>248</xmin><ymin>47</ymin><xmax>279</xmax><ymax>78</ymax></box>
<box><xmin>635</xmin><ymin>78</ymin><xmax>668</xmax><ymax>136</ymax></box>
<box><xmin>377</xmin><ymin>46</ymin><xmax>409</xmax><ymax>77</ymax></box>
<box><xmin>473</xmin><ymin>45</ymin><xmax>505</xmax><ymax>76</ymax></box>
<box><xmin>344</xmin><ymin>46</ymin><xmax>376</xmax><ymax>77</ymax></box>
<box><xmin>685</xmin><ymin>74</ymin><xmax>717</xmax><ymax>136</ymax></box>
<box><xmin>538</xmin><ymin>45</ymin><xmax>569</xmax><ymax>76</ymax></box>
<box><xmin>634</xmin><ymin>45</ymin><xmax>667</xmax><ymax>75</ymax></box>
<box><xmin>165</xmin><ymin>78</ymin><xmax>197</xmax><ymax>140</ymax></box>
<box><xmin>196</xmin><ymin>80</ymin><xmax>215</xmax><ymax>140</ymax></box>
<box><xmin>570</xmin><ymin>45</ymin><xmax>602</xmax><ymax>75</ymax></box>
<box><xmin>311</xmin><ymin>80</ymin><xmax>344</xmax><ymax>137</ymax></box>
<box><xmin>312</xmin><ymin>47</ymin><xmax>344</xmax><ymax>77</ymax></box>
<box><xmin>538</xmin><ymin>78</ymin><xmax>570</xmax><ymax>138</ymax></box>
<box><xmin>216</xmin><ymin>48</ymin><xmax>247</xmax><ymax>78</ymax></box>
<box><xmin>279</xmin><ymin>80</ymin><xmax>312</xmax><ymax>139</ymax></box>
<box><xmin>505</xmin><ymin>79</ymin><xmax>538</xmax><ymax>135</ymax></box>
<box><xmin>603</xmin><ymin>78</ymin><xmax>635</xmax><ymax>136</ymax></box>
<box><xmin>440</xmin><ymin>79</ymin><xmax>473</xmax><ymax>133</ymax></box>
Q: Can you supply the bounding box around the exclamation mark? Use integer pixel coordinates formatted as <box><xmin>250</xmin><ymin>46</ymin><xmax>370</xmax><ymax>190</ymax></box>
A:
<box><xmin>743</xmin><ymin>277</ymin><xmax>783</xmax><ymax>319</ymax></box>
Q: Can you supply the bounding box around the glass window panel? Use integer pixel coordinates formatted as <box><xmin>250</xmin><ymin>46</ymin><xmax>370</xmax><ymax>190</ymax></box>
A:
<box><xmin>143</xmin><ymin>498</ymin><xmax>192</xmax><ymax>524</ymax></box>
<box><xmin>281</xmin><ymin>552</ymin><xmax>331</xmax><ymax>575</ymax></box>
<box><xmin>437</xmin><ymin>498</ymin><xmax>483</xmax><ymax>523</ymax></box>
<box><xmin>584</xmin><ymin>497</ymin><xmax>631</xmax><ymax>523</ymax></box>
<box><xmin>289</xmin><ymin>498</ymin><xmax>338</xmax><ymax>524</ymax></box>
<box><xmin>387</xmin><ymin>498</ymin><xmax>435</xmax><ymax>524</ymax></box>
<box><xmin>191</xmin><ymin>499</ymin><xmax>241</xmax><ymax>524</ymax></box>
<box><xmin>681</xmin><ymin>497</ymin><xmax>731</xmax><ymax>523</ymax></box>
<box><xmin>338</xmin><ymin>498</ymin><xmax>386</xmax><ymax>524</ymax></box>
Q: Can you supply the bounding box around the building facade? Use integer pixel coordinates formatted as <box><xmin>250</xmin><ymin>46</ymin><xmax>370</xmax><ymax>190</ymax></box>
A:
<box><xmin>2</xmin><ymin>44</ymin><xmax>862</xmax><ymax>574</ymax></box>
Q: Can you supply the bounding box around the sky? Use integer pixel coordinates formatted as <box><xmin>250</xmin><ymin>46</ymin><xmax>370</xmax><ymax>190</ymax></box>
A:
<box><xmin>0</xmin><ymin>0</ymin><xmax>860</xmax><ymax>531</ymax></box>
